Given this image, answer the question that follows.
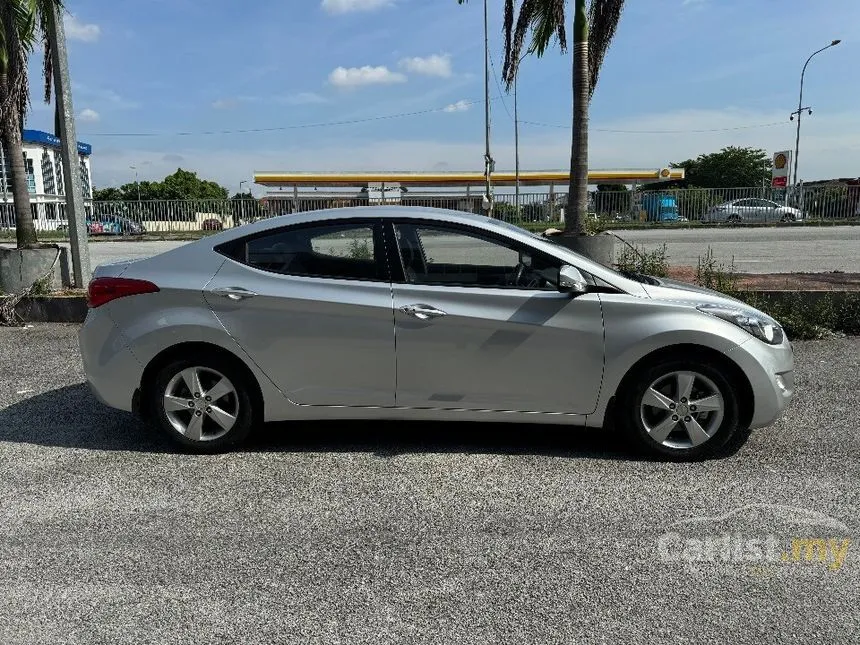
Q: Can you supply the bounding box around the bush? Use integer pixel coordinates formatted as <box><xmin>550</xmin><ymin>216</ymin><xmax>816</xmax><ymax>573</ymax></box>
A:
<box><xmin>615</xmin><ymin>242</ymin><xmax>668</xmax><ymax>277</ymax></box>
<box><xmin>695</xmin><ymin>247</ymin><xmax>739</xmax><ymax>294</ymax></box>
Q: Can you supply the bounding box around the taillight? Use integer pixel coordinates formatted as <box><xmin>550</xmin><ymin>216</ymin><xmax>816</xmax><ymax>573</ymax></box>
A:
<box><xmin>87</xmin><ymin>277</ymin><xmax>159</xmax><ymax>308</ymax></box>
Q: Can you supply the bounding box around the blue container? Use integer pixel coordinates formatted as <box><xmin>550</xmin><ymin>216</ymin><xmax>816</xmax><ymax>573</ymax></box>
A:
<box><xmin>641</xmin><ymin>193</ymin><xmax>680</xmax><ymax>222</ymax></box>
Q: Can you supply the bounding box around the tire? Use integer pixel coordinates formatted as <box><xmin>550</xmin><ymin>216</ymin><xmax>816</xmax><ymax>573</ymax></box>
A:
<box><xmin>726</xmin><ymin>214</ymin><xmax>741</xmax><ymax>225</ymax></box>
<box><xmin>148</xmin><ymin>353</ymin><xmax>256</xmax><ymax>453</ymax></box>
<box><xmin>617</xmin><ymin>358</ymin><xmax>742</xmax><ymax>461</ymax></box>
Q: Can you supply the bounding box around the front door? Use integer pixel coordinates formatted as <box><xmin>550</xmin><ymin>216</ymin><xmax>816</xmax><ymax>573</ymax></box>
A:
<box><xmin>389</xmin><ymin>221</ymin><xmax>605</xmax><ymax>415</ymax></box>
<box><xmin>205</xmin><ymin>220</ymin><xmax>395</xmax><ymax>407</ymax></box>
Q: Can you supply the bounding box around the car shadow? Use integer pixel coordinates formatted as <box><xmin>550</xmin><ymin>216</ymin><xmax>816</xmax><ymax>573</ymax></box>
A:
<box><xmin>0</xmin><ymin>383</ymin><xmax>748</xmax><ymax>460</ymax></box>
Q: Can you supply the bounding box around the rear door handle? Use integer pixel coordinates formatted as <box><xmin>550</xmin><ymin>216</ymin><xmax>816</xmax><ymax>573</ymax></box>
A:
<box><xmin>399</xmin><ymin>303</ymin><xmax>447</xmax><ymax>320</ymax></box>
<box><xmin>210</xmin><ymin>286</ymin><xmax>257</xmax><ymax>301</ymax></box>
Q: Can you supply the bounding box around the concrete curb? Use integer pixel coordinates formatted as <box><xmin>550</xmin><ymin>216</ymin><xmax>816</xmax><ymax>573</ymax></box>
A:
<box><xmin>3</xmin><ymin>290</ymin><xmax>857</xmax><ymax>324</ymax></box>
<box><xmin>6</xmin><ymin>296</ymin><xmax>88</xmax><ymax>323</ymax></box>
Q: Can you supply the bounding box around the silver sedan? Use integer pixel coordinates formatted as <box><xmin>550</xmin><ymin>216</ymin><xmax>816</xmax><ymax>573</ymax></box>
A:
<box><xmin>704</xmin><ymin>198</ymin><xmax>803</xmax><ymax>223</ymax></box>
<box><xmin>79</xmin><ymin>207</ymin><xmax>795</xmax><ymax>460</ymax></box>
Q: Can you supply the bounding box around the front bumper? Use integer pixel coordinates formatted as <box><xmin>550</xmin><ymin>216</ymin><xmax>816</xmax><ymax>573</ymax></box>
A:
<box><xmin>727</xmin><ymin>336</ymin><xmax>795</xmax><ymax>429</ymax></box>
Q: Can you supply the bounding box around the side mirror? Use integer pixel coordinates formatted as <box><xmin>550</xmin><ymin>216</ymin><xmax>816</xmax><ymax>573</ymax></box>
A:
<box><xmin>558</xmin><ymin>264</ymin><xmax>588</xmax><ymax>294</ymax></box>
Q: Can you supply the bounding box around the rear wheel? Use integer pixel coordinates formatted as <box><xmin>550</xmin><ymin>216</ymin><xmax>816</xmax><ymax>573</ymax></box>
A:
<box><xmin>618</xmin><ymin>359</ymin><xmax>742</xmax><ymax>460</ymax></box>
<box><xmin>726</xmin><ymin>214</ymin><xmax>741</xmax><ymax>225</ymax></box>
<box><xmin>148</xmin><ymin>355</ymin><xmax>256</xmax><ymax>452</ymax></box>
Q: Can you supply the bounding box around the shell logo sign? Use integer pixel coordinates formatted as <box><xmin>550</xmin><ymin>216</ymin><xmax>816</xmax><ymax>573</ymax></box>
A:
<box><xmin>772</xmin><ymin>150</ymin><xmax>791</xmax><ymax>188</ymax></box>
<box><xmin>659</xmin><ymin>168</ymin><xmax>671</xmax><ymax>178</ymax></box>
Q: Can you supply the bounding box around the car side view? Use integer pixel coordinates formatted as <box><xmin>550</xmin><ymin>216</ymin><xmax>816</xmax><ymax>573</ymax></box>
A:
<box><xmin>79</xmin><ymin>207</ymin><xmax>795</xmax><ymax>460</ymax></box>
<box><xmin>704</xmin><ymin>198</ymin><xmax>803</xmax><ymax>223</ymax></box>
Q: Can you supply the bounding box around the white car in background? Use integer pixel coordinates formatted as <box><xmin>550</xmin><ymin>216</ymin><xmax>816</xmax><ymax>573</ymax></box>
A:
<box><xmin>704</xmin><ymin>199</ymin><xmax>803</xmax><ymax>224</ymax></box>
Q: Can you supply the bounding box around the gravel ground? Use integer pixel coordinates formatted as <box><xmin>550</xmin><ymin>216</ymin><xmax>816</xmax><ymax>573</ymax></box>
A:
<box><xmin>0</xmin><ymin>325</ymin><xmax>857</xmax><ymax>644</ymax></box>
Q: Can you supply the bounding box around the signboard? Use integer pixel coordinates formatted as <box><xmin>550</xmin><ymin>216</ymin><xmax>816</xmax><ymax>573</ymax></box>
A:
<box><xmin>771</xmin><ymin>150</ymin><xmax>791</xmax><ymax>188</ymax></box>
<box><xmin>22</xmin><ymin>129</ymin><xmax>92</xmax><ymax>156</ymax></box>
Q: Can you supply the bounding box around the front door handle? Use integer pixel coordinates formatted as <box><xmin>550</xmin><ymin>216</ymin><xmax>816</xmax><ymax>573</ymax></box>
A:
<box><xmin>210</xmin><ymin>286</ymin><xmax>258</xmax><ymax>301</ymax></box>
<box><xmin>399</xmin><ymin>303</ymin><xmax>447</xmax><ymax>320</ymax></box>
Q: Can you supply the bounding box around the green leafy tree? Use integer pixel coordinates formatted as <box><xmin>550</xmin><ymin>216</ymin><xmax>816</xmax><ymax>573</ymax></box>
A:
<box><xmin>671</xmin><ymin>147</ymin><xmax>772</xmax><ymax>188</ymax></box>
<box><xmin>0</xmin><ymin>0</ymin><xmax>61</xmax><ymax>248</ymax></box>
<box><xmin>486</xmin><ymin>0</ymin><xmax>626</xmax><ymax>235</ymax></box>
<box><xmin>92</xmin><ymin>186</ymin><xmax>123</xmax><ymax>201</ymax></box>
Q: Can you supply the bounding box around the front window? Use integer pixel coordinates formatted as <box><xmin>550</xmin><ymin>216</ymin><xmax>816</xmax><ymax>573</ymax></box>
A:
<box><xmin>394</xmin><ymin>222</ymin><xmax>561</xmax><ymax>290</ymax></box>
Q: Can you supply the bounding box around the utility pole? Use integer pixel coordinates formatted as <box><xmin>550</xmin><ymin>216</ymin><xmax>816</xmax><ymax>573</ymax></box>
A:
<box><xmin>483</xmin><ymin>0</ymin><xmax>493</xmax><ymax>217</ymax></box>
<box><xmin>45</xmin><ymin>4</ymin><xmax>91</xmax><ymax>287</ymax></box>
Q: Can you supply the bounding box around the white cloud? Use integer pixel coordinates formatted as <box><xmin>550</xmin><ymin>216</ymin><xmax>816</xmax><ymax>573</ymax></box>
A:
<box><xmin>399</xmin><ymin>54</ymin><xmax>453</xmax><ymax>78</ymax></box>
<box><xmin>77</xmin><ymin>108</ymin><xmax>100</xmax><ymax>122</ymax></box>
<box><xmin>211</xmin><ymin>96</ymin><xmax>259</xmax><ymax>109</ymax></box>
<box><xmin>64</xmin><ymin>15</ymin><xmax>101</xmax><ymax>42</ymax></box>
<box><xmin>280</xmin><ymin>92</ymin><xmax>329</xmax><ymax>105</ymax></box>
<box><xmin>322</xmin><ymin>0</ymin><xmax>394</xmax><ymax>14</ymax></box>
<box><xmin>443</xmin><ymin>99</ymin><xmax>472</xmax><ymax>113</ymax></box>
<box><xmin>328</xmin><ymin>65</ymin><xmax>406</xmax><ymax>88</ymax></box>
<box><xmin>211</xmin><ymin>98</ymin><xmax>239</xmax><ymax>110</ymax></box>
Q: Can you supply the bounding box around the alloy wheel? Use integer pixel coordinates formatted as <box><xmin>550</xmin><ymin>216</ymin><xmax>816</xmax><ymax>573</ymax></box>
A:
<box><xmin>639</xmin><ymin>370</ymin><xmax>724</xmax><ymax>450</ymax></box>
<box><xmin>163</xmin><ymin>366</ymin><xmax>239</xmax><ymax>442</ymax></box>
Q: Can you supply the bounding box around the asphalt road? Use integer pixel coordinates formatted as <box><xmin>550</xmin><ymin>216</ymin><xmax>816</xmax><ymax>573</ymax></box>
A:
<box><xmin>1</xmin><ymin>324</ymin><xmax>857</xmax><ymax>644</ymax></box>
<box><xmin>79</xmin><ymin>225</ymin><xmax>860</xmax><ymax>274</ymax></box>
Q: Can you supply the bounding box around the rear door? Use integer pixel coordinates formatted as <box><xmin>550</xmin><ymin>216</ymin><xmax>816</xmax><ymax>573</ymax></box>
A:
<box><xmin>388</xmin><ymin>220</ymin><xmax>605</xmax><ymax>414</ymax></box>
<box><xmin>206</xmin><ymin>219</ymin><xmax>395</xmax><ymax>407</ymax></box>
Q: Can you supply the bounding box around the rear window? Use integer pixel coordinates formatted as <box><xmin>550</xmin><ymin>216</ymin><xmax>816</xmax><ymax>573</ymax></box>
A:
<box><xmin>217</xmin><ymin>222</ymin><xmax>385</xmax><ymax>282</ymax></box>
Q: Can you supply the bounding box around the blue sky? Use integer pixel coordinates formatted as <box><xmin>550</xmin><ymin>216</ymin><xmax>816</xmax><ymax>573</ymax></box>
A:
<box><xmin>25</xmin><ymin>0</ymin><xmax>860</xmax><ymax>192</ymax></box>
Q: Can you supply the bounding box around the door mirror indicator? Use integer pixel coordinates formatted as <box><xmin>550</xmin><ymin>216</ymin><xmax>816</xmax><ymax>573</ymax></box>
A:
<box><xmin>558</xmin><ymin>265</ymin><xmax>588</xmax><ymax>294</ymax></box>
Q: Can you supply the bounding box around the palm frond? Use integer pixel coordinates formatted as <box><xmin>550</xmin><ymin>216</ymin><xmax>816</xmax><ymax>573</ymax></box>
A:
<box><xmin>588</xmin><ymin>0</ymin><xmax>625</xmax><ymax>97</ymax></box>
<box><xmin>0</xmin><ymin>0</ymin><xmax>38</xmax><ymax>128</ymax></box>
<box><xmin>528</xmin><ymin>0</ymin><xmax>566</xmax><ymax>57</ymax></box>
<box><xmin>37</xmin><ymin>0</ymin><xmax>60</xmax><ymax>103</ymax></box>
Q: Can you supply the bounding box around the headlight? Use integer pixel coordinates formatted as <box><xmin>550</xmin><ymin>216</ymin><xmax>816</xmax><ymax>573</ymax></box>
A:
<box><xmin>697</xmin><ymin>303</ymin><xmax>784</xmax><ymax>345</ymax></box>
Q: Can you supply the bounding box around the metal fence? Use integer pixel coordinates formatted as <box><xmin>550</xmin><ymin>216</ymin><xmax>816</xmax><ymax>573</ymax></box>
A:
<box><xmin>2</xmin><ymin>184</ymin><xmax>858</xmax><ymax>237</ymax></box>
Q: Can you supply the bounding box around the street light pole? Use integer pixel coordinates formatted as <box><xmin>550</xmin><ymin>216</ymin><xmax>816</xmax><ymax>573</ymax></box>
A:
<box><xmin>129</xmin><ymin>165</ymin><xmax>141</xmax><ymax>220</ymax></box>
<box><xmin>514</xmin><ymin>69</ymin><xmax>520</xmax><ymax>215</ymax></box>
<box><xmin>791</xmin><ymin>39</ymin><xmax>840</xmax><ymax>188</ymax></box>
<box><xmin>239</xmin><ymin>180</ymin><xmax>248</xmax><ymax>226</ymax></box>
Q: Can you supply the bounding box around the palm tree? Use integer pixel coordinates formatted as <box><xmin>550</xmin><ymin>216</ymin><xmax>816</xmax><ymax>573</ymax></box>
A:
<box><xmin>0</xmin><ymin>0</ymin><xmax>58</xmax><ymax>248</ymax></box>
<box><xmin>500</xmin><ymin>0</ymin><xmax>625</xmax><ymax>236</ymax></box>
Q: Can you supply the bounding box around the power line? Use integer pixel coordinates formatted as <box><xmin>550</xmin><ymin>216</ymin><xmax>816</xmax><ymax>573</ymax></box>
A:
<box><xmin>488</xmin><ymin>48</ymin><xmax>514</xmax><ymax>124</ymax></box>
<box><xmin>80</xmin><ymin>98</ymin><xmax>499</xmax><ymax>138</ymax></box>
<box><xmin>520</xmin><ymin>119</ymin><xmax>790</xmax><ymax>133</ymax></box>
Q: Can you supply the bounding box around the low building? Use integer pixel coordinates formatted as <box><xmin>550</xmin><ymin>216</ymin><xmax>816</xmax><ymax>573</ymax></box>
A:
<box><xmin>0</xmin><ymin>129</ymin><xmax>93</xmax><ymax>231</ymax></box>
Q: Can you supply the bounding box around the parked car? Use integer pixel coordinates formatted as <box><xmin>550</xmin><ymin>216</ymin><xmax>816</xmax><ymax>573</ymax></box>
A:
<box><xmin>704</xmin><ymin>199</ymin><xmax>803</xmax><ymax>224</ymax></box>
<box><xmin>202</xmin><ymin>218</ymin><xmax>224</xmax><ymax>231</ymax></box>
<box><xmin>92</xmin><ymin>213</ymin><xmax>146</xmax><ymax>236</ymax></box>
<box><xmin>58</xmin><ymin>214</ymin><xmax>145</xmax><ymax>236</ymax></box>
<box><xmin>80</xmin><ymin>207</ymin><xmax>794</xmax><ymax>460</ymax></box>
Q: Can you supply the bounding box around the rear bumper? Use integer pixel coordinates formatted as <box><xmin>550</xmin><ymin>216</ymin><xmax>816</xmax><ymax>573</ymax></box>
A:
<box><xmin>727</xmin><ymin>336</ymin><xmax>795</xmax><ymax>429</ymax></box>
<box><xmin>78</xmin><ymin>309</ymin><xmax>143</xmax><ymax>413</ymax></box>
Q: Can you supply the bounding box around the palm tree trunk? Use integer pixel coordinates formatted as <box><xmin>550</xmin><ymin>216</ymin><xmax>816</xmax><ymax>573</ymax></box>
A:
<box><xmin>566</xmin><ymin>0</ymin><xmax>589</xmax><ymax>236</ymax></box>
<box><xmin>1</xmin><ymin>117</ymin><xmax>37</xmax><ymax>248</ymax></box>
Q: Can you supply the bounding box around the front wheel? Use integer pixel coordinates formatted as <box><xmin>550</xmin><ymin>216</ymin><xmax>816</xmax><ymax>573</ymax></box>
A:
<box><xmin>618</xmin><ymin>359</ymin><xmax>743</xmax><ymax>460</ymax></box>
<box><xmin>148</xmin><ymin>355</ymin><xmax>256</xmax><ymax>452</ymax></box>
